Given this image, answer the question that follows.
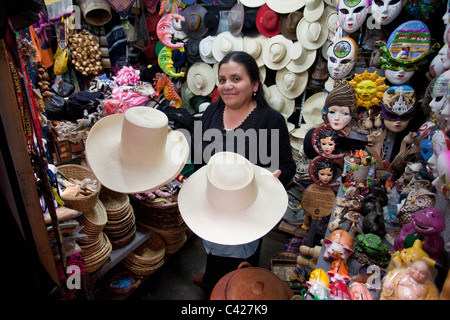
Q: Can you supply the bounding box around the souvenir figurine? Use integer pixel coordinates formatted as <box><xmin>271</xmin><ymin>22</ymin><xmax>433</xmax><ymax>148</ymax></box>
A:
<box><xmin>156</xmin><ymin>13</ymin><xmax>185</xmax><ymax>49</ymax></box>
<box><xmin>308</xmin><ymin>156</ymin><xmax>343</xmax><ymax>187</ymax></box>
<box><xmin>432</xmin><ymin>149</ymin><xmax>450</xmax><ymax>198</ymax></box>
<box><xmin>328</xmin><ymin>199</ymin><xmax>363</xmax><ymax>237</ymax></box>
<box><xmin>380</xmin><ymin>20</ymin><xmax>436</xmax><ymax>85</ymax></box>
<box><xmin>305</xmin><ymin>269</ymin><xmax>330</xmax><ymax>300</ymax></box>
<box><xmin>370</xmin><ymin>0</ymin><xmax>403</xmax><ymax>26</ymax></box>
<box><xmin>380</xmin><ymin>85</ymin><xmax>417</xmax><ymax>133</ymax></box>
<box><xmin>349</xmin><ymin>70</ymin><xmax>389</xmax><ymax>113</ymax></box>
<box><xmin>158</xmin><ymin>46</ymin><xmax>186</xmax><ymax>78</ymax></box>
<box><xmin>349</xmin><ymin>282</ymin><xmax>374</xmax><ymax>300</ymax></box>
<box><xmin>361</xmin><ymin>200</ymin><xmax>386</xmax><ymax>238</ymax></box>
<box><xmin>153</xmin><ymin>72</ymin><xmax>182</xmax><ymax>108</ymax></box>
<box><xmin>381</xmin><ymin>259</ymin><xmax>439</xmax><ymax>300</ymax></box>
<box><xmin>316</xmin><ymin>128</ymin><xmax>339</xmax><ymax>156</ymax></box>
<box><xmin>322</xmin><ymin>79</ymin><xmax>356</xmax><ymax>131</ymax></box>
<box><xmin>394</xmin><ymin>207</ymin><xmax>445</xmax><ymax>264</ymax></box>
<box><xmin>323</xmin><ymin>230</ymin><xmax>354</xmax><ymax>262</ymax></box>
<box><xmin>329</xmin><ymin>281</ymin><xmax>352</xmax><ymax>300</ymax></box>
<box><xmin>337</xmin><ymin>0</ymin><xmax>370</xmax><ymax>34</ymax></box>
<box><xmin>427</xmin><ymin>129</ymin><xmax>450</xmax><ymax>178</ymax></box>
<box><xmin>389</xmin><ymin>239</ymin><xmax>437</xmax><ymax>270</ymax></box>
<box><xmin>354</xmin><ymin>233</ymin><xmax>391</xmax><ymax>266</ymax></box>
<box><xmin>328</xmin><ymin>258</ymin><xmax>351</xmax><ymax>283</ymax></box>
<box><xmin>327</xmin><ymin>37</ymin><xmax>357</xmax><ymax>80</ymax></box>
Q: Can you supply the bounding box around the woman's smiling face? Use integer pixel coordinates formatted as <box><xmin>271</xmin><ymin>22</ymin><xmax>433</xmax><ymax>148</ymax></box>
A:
<box><xmin>218</xmin><ymin>60</ymin><xmax>259</xmax><ymax>110</ymax></box>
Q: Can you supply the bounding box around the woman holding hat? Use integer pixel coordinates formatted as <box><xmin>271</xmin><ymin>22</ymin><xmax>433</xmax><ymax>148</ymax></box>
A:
<box><xmin>189</xmin><ymin>51</ymin><xmax>296</xmax><ymax>293</ymax></box>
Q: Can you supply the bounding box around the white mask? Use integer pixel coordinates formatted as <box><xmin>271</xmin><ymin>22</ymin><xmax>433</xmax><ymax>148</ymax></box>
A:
<box><xmin>430</xmin><ymin>70</ymin><xmax>450</xmax><ymax>124</ymax></box>
<box><xmin>338</xmin><ymin>0</ymin><xmax>369</xmax><ymax>34</ymax></box>
<box><xmin>371</xmin><ymin>0</ymin><xmax>402</xmax><ymax>26</ymax></box>
<box><xmin>428</xmin><ymin>130</ymin><xmax>450</xmax><ymax>178</ymax></box>
<box><xmin>327</xmin><ymin>37</ymin><xmax>357</xmax><ymax>79</ymax></box>
<box><xmin>385</xmin><ymin>69</ymin><xmax>415</xmax><ymax>85</ymax></box>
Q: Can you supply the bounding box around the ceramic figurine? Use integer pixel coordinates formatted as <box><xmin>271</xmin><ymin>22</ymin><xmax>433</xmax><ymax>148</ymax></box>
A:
<box><xmin>380</xmin><ymin>85</ymin><xmax>417</xmax><ymax>133</ymax></box>
<box><xmin>354</xmin><ymin>233</ymin><xmax>391</xmax><ymax>265</ymax></box>
<box><xmin>322</xmin><ymin>79</ymin><xmax>356</xmax><ymax>131</ymax></box>
<box><xmin>370</xmin><ymin>0</ymin><xmax>403</xmax><ymax>26</ymax></box>
<box><xmin>389</xmin><ymin>239</ymin><xmax>437</xmax><ymax>270</ymax></box>
<box><xmin>328</xmin><ymin>258</ymin><xmax>351</xmax><ymax>283</ymax></box>
<box><xmin>323</xmin><ymin>230</ymin><xmax>354</xmax><ymax>262</ymax></box>
<box><xmin>394</xmin><ymin>207</ymin><xmax>445</xmax><ymax>264</ymax></box>
<box><xmin>153</xmin><ymin>72</ymin><xmax>182</xmax><ymax>108</ymax></box>
<box><xmin>337</xmin><ymin>0</ymin><xmax>370</xmax><ymax>34</ymax></box>
<box><xmin>349</xmin><ymin>282</ymin><xmax>374</xmax><ymax>300</ymax></box>
<box><xmin>361</xmin><ymin>200</ymin><xmax>386</xmax><ymax>237</ymax></box>
<box><xmin>306</xmin><ymin>269</ymin><xmax>330</xmax><ymax>300</ymax></box>
<box><xmin>327</xmin><ymin>37</ymin><xmax>357</xmax><ymax>80</ymax></box>
<box><xmin>329</xmin><ymin>280</ymin><xmax>352</xmax><ymax>300</ymax></box>
<box><xmin>329</xmin><ymin>199</ymin><xmax>363</xmax><ymax>237</ymax></box>
<box><xmin>156</xmin><ymin>13</ymin><xmax>185</xmax><ymax>49</ymax></box>
<box><xmin>381</xmin><ymin>259</ymin><xmax>439</xmax><ymax>300</ymax></box>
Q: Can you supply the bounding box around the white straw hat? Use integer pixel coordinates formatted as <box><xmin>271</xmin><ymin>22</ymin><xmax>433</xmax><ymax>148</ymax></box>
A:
<box><xmin>186</xmin><ymin>62</ymin><xmax>216</xmax><ymax>96</ymax></box>
<box><xmin>199</xmin><ymin>36</ymin><xmax>217</xmax><ymax>64</ymax></box>
<box><xmin>296</xmin><ymin>15</ymin><xmax>329</xmax><ymax>50</ymax></box>
<box><xmin>262</xmin><ymin>35</ymin><xmax>293</xmax><ymax>70</ymax></box>
<box><xmin>178</xmin><ymin>152</ymin><xmax>288</xmax><ymax>245</ymax></box>
<box><xmin>302</xmin><ymin>91</ymin><xmax>327</xmax><ymax>127</ymax></box>
<box><xmin>275</xmin><ymin>68</ymin><xmax>308</xmax><ymax>99</ymax></box>
<box><xmin>85</xmin><ymin>107</ymin><xmax>189</xmax><ymax>194</ymax></box>
<box><xmin>304</xmin><ymin>0</ymin><xmax>325</xmax><ymax>22</ymax></box>
<box><xmin>267</xmin><ymin>85</ymin><xmax>295</xmax><ymax>118</ymax></box>
<box><xmin>212</xmin><ymin>31</ymin><xmax>244</xmax><ymax>62</ymax></box>
<box><xmin>286</xmin><ymin>41</ymin><xmax>317</xmax><ymax>73</ymax></box>
<box><xmin>239</xmin><ymin>0</ymin><xmax>267</xmax><ymax>7</ymax></box>
<box><xmin>266</xmin><ymin>0</ymin><xmax>305</xmax><ymax>14</ymax></box>
<box><xmin>243</xmin><ymin>34</ymin><xmax>267</xmax><ymax>67</ymax></box>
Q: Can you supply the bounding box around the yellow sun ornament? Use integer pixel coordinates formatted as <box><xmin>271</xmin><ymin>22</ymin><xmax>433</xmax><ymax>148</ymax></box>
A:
<box><xmin>349</xmin><ymin>70</ymin><xmax>389</xmax><ymax>110</ymax></box>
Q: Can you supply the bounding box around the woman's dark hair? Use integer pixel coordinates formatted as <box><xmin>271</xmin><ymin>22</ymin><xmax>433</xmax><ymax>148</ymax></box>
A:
<box><xmin>218</xmin><ymin>51</ymin><xmax>269</xmax><ymax>107</ymax></box>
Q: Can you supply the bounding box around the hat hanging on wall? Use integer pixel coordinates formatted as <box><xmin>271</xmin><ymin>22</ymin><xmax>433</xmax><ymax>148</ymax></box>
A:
<box><xmin>182</xmin><ymin>0</ymin><xmax>197</xmax><ymax>4</ymax></box>
<box><xmin>262</xmin><ymin>35</ymin><xmax>293</xmax><ymax>70</ymax></box>
<box><xmin>276</xmin><ymin>68</ymin><xmax>308</xmax><ymax>99</ymax></box>
<box><xmin>212</xmin><ymin>31</ymin><xmax>244</xmax><ymax>61</ymax></box>
<box><xmin>187</xmin><ymin>62</ymin><xmax>216</xmax><ymax>96</ymax></box>
<box><xmin>296</xmin><ymin>15</ymin><xmax>329</xmax><ymax>50</ymax></box>
<box><xmin>203</xmin><ymin>5</ymin><xmax>220</xmax><ymax>36</ymax></box>
<box><xmin>256</xmin><ymin>4</ymin><xmax>281</xmax><ymax>38</ymax></box>
<box><xmin>218</xmin><ymin>0</ymin><xmax>236</xmax><ymax>8</ymax></box>
<box><xmin>286</xmin><ymin>41</ymin><xmax>316</xmax><ymax>73</ymax></box>
<box><xmin>267</xmin><ymin>85</ymin><xmax>295</xmax><ymax>118</ymax></box>
<box><xmin>241</xmin><ymin>7</ymin><xmax>259</xmax><ymax>36</ymax></box>
<box><xmin>178</xmin><ymin>152</ymin><xmax>288</xmax><ymax>245</ymax></box>
<box><xmin>181</xmin><ymin>4</ymin><xmax>208</xmax><ymax>39</ymax></box>
<box><xmin>280</xmin><ymin>11</ymin><xmax>304</xmax><ymax>41</ymax></box>
<box><xmin>303</xmin><ymin>0</ymin><xmax>325</xmax><ymax>22</ymax></box>
<box><xmin>199</xmin><ymin>36</ymin><xmax>217</xmax><ymax>64</ymax></box>
<box><xmin>238</xmin><ymin>0</ymin><xmax>266</xmax><ymax>7</ymax></box>
<box><xmin>302</xmin><ymin>91</ymin><xmax>327</xmax><ymax>127</ymax></box>
<box><xmin>185</xmin><ymin>38</ymin><xmax>203</xmax><ymax>63</ymax></box>
<box><xmin>85</xmin><ymin>107</ymin><xmax>189</xmax><ymax>194</ymax></box>
<box><xmin>228</xmin><ymin>3</ymin><xmax>245</xmax><ymax>36</ymax></box>
<box><xmin>171</xmin><ymin>16</ymin><xmax>188</xmax><ymax>40</ymax></box>
<box><xmin>266</xmin><ymin>0</ymin><xmax>306</xmax><ymax>14</ymax></box>
<box><xmin>243</xmin><ymin>34</ymin><xmax>267</xmax><ymax>67</ymax></box>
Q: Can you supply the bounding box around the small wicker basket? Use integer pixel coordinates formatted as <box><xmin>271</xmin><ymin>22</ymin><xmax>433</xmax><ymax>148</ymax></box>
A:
<box><xmin>57</xmin><ymin>164</ymin><xmax>101</xmax><ymax>212</ymax></box>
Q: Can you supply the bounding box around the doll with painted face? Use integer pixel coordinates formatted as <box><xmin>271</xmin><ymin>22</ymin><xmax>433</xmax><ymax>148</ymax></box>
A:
<box><xmin>337</xmin><ymin>0</ymin><xmax>370</xmax><ymax>35</ymax></box>
<box><xmin>323</xmin><ymin>79</ymin><xmax>356</xmax><ymax>131</ymax></box>
<box><xmin>328</xmin><ymin>37</ymin><xmax>357</xmax><ymax>80</ymax></box>
<box><xmin>317</xmin><ymin>129</ymin><xmax>339</xmax><ymax>156</ymax></box>
<box><xmin>380</xmin><ymin>85</ymin><xmax>417</xmax><ymax>133</ymax></box>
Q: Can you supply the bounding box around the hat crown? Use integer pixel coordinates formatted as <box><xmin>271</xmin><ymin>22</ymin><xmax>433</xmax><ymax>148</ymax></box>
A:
<box><xmin>194</xmin><ymin>73</ymin><xmax>205</xmax><ymax>89</ymax></box>
<box><xmin>187</xmin><ymin>12</ymin><xmax>202</xmax><ymax>31</ymax></box>
<box><xmin>206</xmin><ymin>152</ymin><xmax>258</xmax><ymax>212</ymax></box>
<box><xmin>200</xmin><ymin>38</ymin><xmax>214</xmax><ymax>58</ymax></box>
<box><xmin>283</xmin><ymin>72</ymin><xmax>297</xmax><ymax>90</ymax></box>
<box><xmin>289</xmin><ymin>42</ymin><xmax>304</xmax><ymax>60</ymax></box>
<box><xmin>118</xmin><ymin>107</ymin><xmax>168</xmax><ymax>166</ymax></box>
<box><xmin>307</xmin><ymin>21</ymin><xmax>322</xmax><ymax>42</ymax></box>
<box><xmin>269</xmin><ymin>42</ymin><xmax>286</xmax><ymax>62</ymax></box>
<box><xmin>305</xmin><ymin>0</ymin><xmax>321</xmax><ymax>10</ymax></box>
<box><xmin>262</xmin><ymin>10</ymin><xmax>279</xmax><ymax>31</ymax></box>
<box><xmin>246</xmin><ymin>40</ymin><xmax>262</xmax><ymax>57</ymax></box>
<box><xmin>228</xmin><ymin>9</ymin><xmax>243</xmax><ymax>28</ymax></box>
<box><xmin>220</xmin><ymin>36</ymin><xmax>233</xmax><ymax>52</ymax></box>
<box><xmin>286</xmin><ymin>12</ymin><xmax>303</xmax><ymax>31</ymax></box>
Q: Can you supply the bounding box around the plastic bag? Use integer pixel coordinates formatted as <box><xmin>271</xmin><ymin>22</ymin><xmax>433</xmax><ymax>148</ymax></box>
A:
<box><xmin>53</xmin><ymin>45</ymin><xmax>68</xmax><ymax>75</ymax></box>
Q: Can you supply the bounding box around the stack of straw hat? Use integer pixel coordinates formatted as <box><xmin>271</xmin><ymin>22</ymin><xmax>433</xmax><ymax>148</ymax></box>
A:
<box><xmin>77</xmin><ymin>199</ymin><xmax>112</xmax><ymax>273</ymax></box>
<box><xmin>100</xmin><ymin>188</ymin><xmax>136</xmax><ymax>248</ymax></box>
<box><xmin>133</xmin><ymin>194</ymin><xmax>187</xmax><ymax>255</ymax></box>
<box><xmin>122</xmin><ymin>232</ymin><xmax>166</xmax><ymax>276</ymax></box>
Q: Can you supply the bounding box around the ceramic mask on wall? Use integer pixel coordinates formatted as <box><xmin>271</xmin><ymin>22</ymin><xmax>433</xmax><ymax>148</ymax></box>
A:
<box><xmin>327</xmin><ymin>37</ymin><xmax>357</xmax><ymax>80</ymax></box>
<box><xmin>427</xmin><ymin>129</ymin><xmax>450</xmax><ymax>178</ymax></box>
<box><xmin>371</xmin><ymin>0</ymin><xmax>402</xmax><ymax>26</ymax></box>
<box><xmin>337</xmin><ymin>0</ymin><xmax>369</xmax><ymax>34</ymax></box>
<box><xmin>430</xmin><ymin>70</ymin><xmax>450</xmax><ymax>125</ymax></box>
<box><xmin>380</xmin><ymin>85</ymin><xmax>416</xmax><ymax>132</ymax></box>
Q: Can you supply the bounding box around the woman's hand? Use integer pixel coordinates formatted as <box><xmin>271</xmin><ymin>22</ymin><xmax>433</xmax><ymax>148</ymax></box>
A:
<box><xmin>273</xmin><ymin>169</ymin><xmax>281</xmax><ymax>179</ymax></box>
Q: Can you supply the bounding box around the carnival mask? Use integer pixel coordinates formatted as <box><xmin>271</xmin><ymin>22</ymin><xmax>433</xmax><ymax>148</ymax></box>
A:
<box><xmin>337</xmin><ymin>0</ymin><xmax>369</xmax><ymax>34</ymax></box>
<box><xmin>427</xmin><ymin>129</ymin><xmax>450</xmax><ymax>178</ymax></box>
<box><xmin>380</xmin><ymin>85</ymin><xmax>416</xmax><ymax>132</ymax></box>
<box><xmin>371</xmin><ymin>0</ymin><xmax>402</xmax><ymax>26</ymax></box>
<box><xmin>385</xmin><ymin>69</ymin><xmax>415</xmax><ymax>85</ymax></box>
<box><xmin>430</xmin><ymin>71</ymin><xmax>450</xmax><ymax>124</ymax></box>
<box><xmin>328</xmin><ymin>37</ymin><xmax>357</xmax><ymax>80</ymax></box>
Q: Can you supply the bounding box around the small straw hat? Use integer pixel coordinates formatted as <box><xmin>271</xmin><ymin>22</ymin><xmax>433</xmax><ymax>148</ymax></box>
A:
<box><xmin>275</xmin><ymin>68</ymin><xmax>308</xmax><ymax>99</ymax></box>
<box><xmin>186</xmin><ymin>62</ymin><xmax>216</xmax><ymax>96</ymax></box>
<box><xmin>262</xmin><ymin>35</ymin><xmax>293</xmax><ymax>70</ymax></box>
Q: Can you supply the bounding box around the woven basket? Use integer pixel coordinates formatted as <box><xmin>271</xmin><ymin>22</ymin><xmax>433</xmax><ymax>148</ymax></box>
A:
<box><xmin>57</xmin><ymin>164</ymin><xmax>101</xmax><ymax>212</ymax></box>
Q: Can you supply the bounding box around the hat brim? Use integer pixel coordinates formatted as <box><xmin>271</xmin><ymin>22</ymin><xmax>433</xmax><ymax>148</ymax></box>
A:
<box><xmin>296</xmin><ymin>16</ymin><xmax>329</xmax><ymax>50</ymax></box>
<box><xmin>212</xmin><ymin>32</ymin><xmax>243</xmax><ymax>62</ymax></box>
<box><xmin>275</xmin><ymin>69</ymin><xmax>308</xmax><ymax>99</ymax></box>
<box><xmin>262</xmin><ymin>35</ymin><xmax>293</xmax><ymax>70</ymax></box>
<box><xmin>286</xmin><ymin>44</ymin><xmax>317</xmax><ymax>73</ymax></box>
<box><xmin>178</xmin><ymin>164</ymin><xmax>288</xmax><ymax>245</ymax></box>
<box><xmin>302</xmin><ymin>92</ymin><xmax>327</xmax><ymax>126</ymax></box>
<box><xmin>243</xmin><ymin>35</ymin><xmax>267</xmax><ymax>67</ymax></box>
<box><xmin>181</xmin><ymin>5</ymin><xmax>208</xmax><ymax>38</ymax></box>
<box><xmin>304</xmin><ymin>1</ymin><xmax>325</xmax><ymax>22</ymax></box>
<box><xmin>187</xmin><ymin>62</ymin><xmax>216</xmax><ymax>96</ymax></box>
<box><xmin>266</xmin><ymin>0</ymin><xmax>306</xmax><ymax>14</ymax></box>
<box><xmin>85</xmin><ymin>114</ymin><xmax>189</xmax><ymax>194</ymax></box>
<box><xmin>199</xmin><ymin>36</ymin><xmax>217</xmax><ymax>64</ymax></box>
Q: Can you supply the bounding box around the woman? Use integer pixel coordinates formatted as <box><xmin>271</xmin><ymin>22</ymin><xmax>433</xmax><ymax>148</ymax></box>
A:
<box><xmin>192</xmin><ymin>51</ymin><xmax>296</xmax><ymax>292</ymax></box>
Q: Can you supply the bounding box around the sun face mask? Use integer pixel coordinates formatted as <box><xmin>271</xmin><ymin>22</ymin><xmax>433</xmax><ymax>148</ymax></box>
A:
<box><xmin>371</xmin><ymin>0</ymin><xmax>402</xmax><ymax>26</ymax></box>
<box><xmin>327</xmin><ymin>37</ymin><xmax>357</xmax><ymax>80</ymax></box>
<box><xmin>337</xmin><ymin>0</ymin><xmax>369</xmax><ymax>34</ymax></box>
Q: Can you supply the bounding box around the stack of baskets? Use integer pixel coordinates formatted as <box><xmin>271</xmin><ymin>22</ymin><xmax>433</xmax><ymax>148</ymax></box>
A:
<box><xmin>132</xmin><ymin>195</ymin><xmax>187</xmax><ymax>255</ymax></box>
<box><xmin>122</xmin><ymin>232</ymin><xmax>166</xmax><ymax>276</ymax></box>
<box><xmin>76</xmin><ymin>200</ymin><xmax>112</xmax><ymax>273</ymax></box>
<box><xmin>100</xmin><ymin>188</ymin><xmax>136</xmax><ymax>248</ymax></box>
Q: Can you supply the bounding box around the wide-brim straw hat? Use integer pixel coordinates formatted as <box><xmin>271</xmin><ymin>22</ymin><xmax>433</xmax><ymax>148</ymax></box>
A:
<box><xmin>291</xmin><ymin>123</ymin><xmax>315</xmax><ymax>140</ymax></box>
<box><xmin>262</xmin><ymin>34</ymin><xmax>293</xmax><ymax>70</ymax></box>
<box><xmin>266</xmin><ymin>0</ymin><xmax>306</xmax><ymax>14</ymax></box>
<box><xmin>302</xmin><ymin>91</ymin><xmax>327</xmax><ymax>127</ymax></box>
<box><xmin>228</xmin><ymin>3</ymin><xmax>245</xmax><ymax>36</ymax></box>
<box><xmin>181</xmin><ymin>4</ymin><xmax>208</xmax><ymax>39</ymax></box>
<box><xmin>296</xmin><ymin>15</ymin><xmax>329</xmax><ymax>50</ymax></box>
<box><xmin>212</xmin><ymin>31</ymin><xmax>243</xmax><ymax>61</ymax></box>
<box><xmin>256</xmin><ymin>4</ymin><xmax>281</xmax><ymax>38</ymax></box>
<box><xmin>178</xmin><ymin>152</ymin><xmax>288</xmax><ymax>245</ymax></box>
<box><xmin>267</xmin><ymin>85</ymin><xmax>295</xmax><ymax>118</ymax></box>
<box><xmin>186</xmin><ymin>62</ymin><xmax>216</xmax><ymax>96</ymax></box>
<box><xmin>304</xmin><ymin>0</ymin><xmax>325</xmax><ymax>22</ymax></box>
<box><xmin>243</xmin><ymin>34</ymin><xmax>267</xmax><ymax>67</ymax></box>
<box><xmin>286</xmin><ymin>41</ymin><xmax>317</xmax><ymax>73</ymax></box>
<box><xmin>85</xmin><ymin>107</ymin><xmax>189</xmax><ymax>194</ymax></box>
<box><xmin>280</xmin><ymin>11</ymin><xmax>304</xmax><ymax>41</ymax></box>
<box><xmin>199</xmin><ymin>35</ymin><xmax>217</xmax><ymax>64</ymax></box>
<box><xmin>276</xmin><ymin>68</ymin><xmax>308</xmax><ymax>99</ymax></box>
<box><xmin>239</xmin><ymin>0</ymin><xmax>266</xmax><ymax>7</ymax></box>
